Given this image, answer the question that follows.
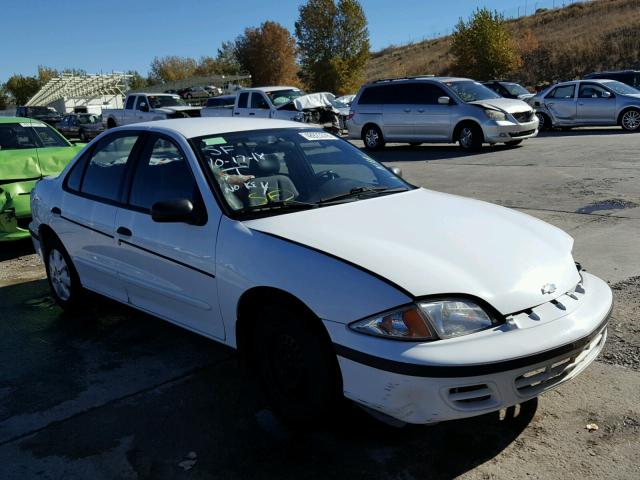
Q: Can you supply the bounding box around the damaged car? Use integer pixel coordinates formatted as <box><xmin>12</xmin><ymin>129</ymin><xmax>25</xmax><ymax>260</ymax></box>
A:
<box><xmin>1</xmin><ymin>117</ymin><xmax>83</xmax><ymax>241</ymax></box>
<box><xmin>102</xmin><ymin>93</ymin><xmax>202</xmax><ymax>129</ymax></box>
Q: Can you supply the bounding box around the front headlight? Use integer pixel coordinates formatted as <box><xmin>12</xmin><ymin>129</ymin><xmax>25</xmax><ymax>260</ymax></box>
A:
<box><xmin>484</xmin><ymin>109</ymin><xmax>508</xmax><ymax>121</ymax></box>
<box><xmin>350</xmin><ymin>298</ymin><xmax>499</xmax><ymax>341</ymax></box>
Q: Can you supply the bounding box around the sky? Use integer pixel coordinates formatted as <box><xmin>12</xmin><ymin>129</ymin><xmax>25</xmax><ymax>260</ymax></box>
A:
<box><xmin>1</xmin><ymin>0</ymin><xmax>581</xmax><ymax>81</ymax></box>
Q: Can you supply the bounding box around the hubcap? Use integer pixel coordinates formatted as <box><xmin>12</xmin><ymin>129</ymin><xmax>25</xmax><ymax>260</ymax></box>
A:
<box><xmin>365</xmin><ymin>129</ymin><xmax>379</xmax><ymax>147</ymax></box>
<box><xmin>622</xmin><ymin>110</ymin><xmax>640</xmax><ymax>130</ymax></box>
<box><xmin>48</xmin><ymin>249</ymin><xmax>71</xmax><ymax>301</ymax></box>
<box><xmin>460</xmin><ymin>127</ymin><xmax>473</xmax><ymax>148</ymax></box>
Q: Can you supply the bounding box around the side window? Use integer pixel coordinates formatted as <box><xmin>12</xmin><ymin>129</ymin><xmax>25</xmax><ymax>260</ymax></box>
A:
<box><xmin>136</xmin><ymin>96</ymin><xmax>148</xmax><ymax>110</ymax></box>
<box><xmin>251</xmin><ymin>93</ymin><xmax>270</xmax><ymax>109</ymax></box>
<box><xmin>547</xmin><ymin>85</ymin><xmax>575</xmax><ymax>99</ymax></box>
<box><xmin>379</xmin><ymin>84</ymin><xmax>408</xmax><ymax>104</ymax></box>
<box><xmin>358</xmin><ymin>86</ymin><xmax>384</xmax><ymax>104</ymax></box>
<box><xmin>579</xmin><ymin>83</ymin><xmax>610</xmax><ymax>98</ymax></box>
<box><xmin>238</xmin><ymin>92</ymin><xmax>249</xmax><ymax>109</ymax></box>
<box><xmin>409</xmin><ymin>83</ymin><xmax>448</xmax><ymax>104</ymax></box>
<box><xmin>125</xmin><ymin>96</ymin><xmax>136</xmax><ymax>110</ymax></box>
<box><xmin>128</xmin><ymin>136</ymin><xmax>199</xmax><ymax>211</ymax></box>
<box><xmin>80</xmin><ymin>134</ymin><xmax>139</xmax><ymax>202</ymax></box>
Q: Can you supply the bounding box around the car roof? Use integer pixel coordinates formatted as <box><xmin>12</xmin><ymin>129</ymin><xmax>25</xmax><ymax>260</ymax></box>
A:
<box><xmin>0</xmin><ymin>116</ymin><xmax>45</xmax><ymax>124</ymax></box>
<box><xmin>243</xmin><ymin>86</ymin><xmax>300</xmax><ymax>93</ymax></box>
<box><xmin>115</xmin><ymin>117</ymin><xmax>309</xmax><ymax>138</ymax></box>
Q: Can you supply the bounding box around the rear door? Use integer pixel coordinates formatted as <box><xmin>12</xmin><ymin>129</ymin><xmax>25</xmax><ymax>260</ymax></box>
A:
<box><xmin>57</xmin><ymin>131</ymin><xmax>143</xmax><ymax>301</ymax></box>
<box><xmin>114</xmin><ymin>133</ymin><xmax>224</xmax><ymax>339</ymax></box>
<box><xmin>577</xmin><ymin>82</ymin><xmax>617</xmax><ymax>124</ymax></box>
<box><xmin>544</xmin><ymin>84</ymin><xmax>577</xmax><ymax>123</ymax></box>
<box><xmin>411</xmin><ymin>82</ymin><xmax>452</xmax><ymax>140</ymax></box>
<box><xmin>380</xmin><ymin>83</ymin><xmax>414</xmax><ymax>140</ymax></box>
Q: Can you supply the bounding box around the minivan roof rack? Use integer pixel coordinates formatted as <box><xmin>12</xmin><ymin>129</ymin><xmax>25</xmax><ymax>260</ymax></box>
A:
<box><xmin>373</xmin><ymin>75</ymin><xmax>435</xmax><ymax>83</ymax></box>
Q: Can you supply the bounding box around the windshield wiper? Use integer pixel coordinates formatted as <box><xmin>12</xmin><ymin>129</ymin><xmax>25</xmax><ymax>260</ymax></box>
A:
<box><xmin>319</xmin><ymin>186</ymin><xmax>409</xmax><ymax>204</ymax></box>
<box><xmin>236</xmin><ymin>199</ymin><xmax>318</xmax><ymax>215</ymax></box>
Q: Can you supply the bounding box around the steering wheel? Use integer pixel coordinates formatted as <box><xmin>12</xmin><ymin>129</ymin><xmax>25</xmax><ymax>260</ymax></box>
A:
<box><xmin>315</xmin><ymin>170</ymin><xmax>341</xmax><ymax>183</ymax></box>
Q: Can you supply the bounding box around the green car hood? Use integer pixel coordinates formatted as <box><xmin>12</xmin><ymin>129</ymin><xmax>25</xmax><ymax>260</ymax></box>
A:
<box><xmin>0</xmin><ymin>145</ymin><xmax>84</xmax><ymax>181</ymax></box>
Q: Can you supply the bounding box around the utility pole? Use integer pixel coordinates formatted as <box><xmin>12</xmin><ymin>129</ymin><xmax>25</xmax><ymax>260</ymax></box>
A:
<box><xmin>525</xmin><ymin>0</ymin><xmax>528</xmax><ymax>15</ymax></box>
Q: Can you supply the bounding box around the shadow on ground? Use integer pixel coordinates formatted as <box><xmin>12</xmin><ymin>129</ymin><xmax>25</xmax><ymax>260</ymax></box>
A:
<box><xmin>0</xmin><ymin>238</ymin><xmax>35</xmax><ymax>262</ymax></box>
<box><xmin>0</xmin><ymin>279</ymin><xmax>537</xmax><ymax>479</ymax></box>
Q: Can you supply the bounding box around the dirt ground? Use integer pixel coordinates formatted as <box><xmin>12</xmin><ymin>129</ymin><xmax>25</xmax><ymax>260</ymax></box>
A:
<box><xmin>1</xmin><ymin>129</ymin><xmax>639</xmax><ymax>479</ymax></box>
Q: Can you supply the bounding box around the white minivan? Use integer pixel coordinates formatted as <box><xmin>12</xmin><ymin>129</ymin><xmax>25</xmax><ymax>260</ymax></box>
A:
<box><xmin>30</xmin><ymin>118</ymin><xmax>611</xmax><ymax>426</ymax></box>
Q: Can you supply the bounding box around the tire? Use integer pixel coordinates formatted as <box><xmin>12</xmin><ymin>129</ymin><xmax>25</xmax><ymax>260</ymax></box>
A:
<box><xmin>362</xmin><ymin>124</ymin><xmax>385</xmax><ymax>150</ymax></box>
<box><xmin>457</xmin><ymin>123</ymin><xmax>483</xmax><ymax>151</ymax></box>
<box><xmin>186</xmin><ymin>93</ymin><xmax>192</xmax><ymax>99</ymax></box>
<box><xmin>43</xmin><ymin>235</ymin><xmax>84</xmax><ymax>311</ymax></box>
<box><xmin>505</xmin><ymin>140</ymin><xmax>523</xmax><ymax>147</ymax></box>
<box><xmin>79</xmin><ymin>129</ymin><xmax>87</xmax><ymax>142</ymax></box>
<box><xmin>536</xmin><ymin>112</ymin><xmax>551</xmax><ymax>131</ymax></box>
<box><xmin>620</xmin><ymin>109</ymin><xmax>640</xmax><ymax>132</ymax></box>
<box><xmin>253</xmin><ymin>302</ymin><xmax>342</xmax><ymax>427</ymax></box>
<box><xmin>107</xmin><ymin>118</ymin><xmax>116</xmax><ymax>129</ymax></box>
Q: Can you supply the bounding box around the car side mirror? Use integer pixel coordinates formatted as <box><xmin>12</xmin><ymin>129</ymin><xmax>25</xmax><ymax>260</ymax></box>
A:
<box><xmin>602</xmin><ymin>91</ymin><xmax>612</xmax><ymax>98</ymax></box>
<box><xmin>389</xmin><ymin>166</ymin><xmax>403</xmax><ymax>178</ymax></box>
<box><xmin>438</xmin><ymin>96</ymin><xmax>452</xmax><ymax>105</ymax></box>
<box><xmin>151</xmin><ymin>198</ymin><xmax>199</xmax><ymax>224</ymax></box>
<box><xmin>138</xmin><ymin>102</ymin><xmax>149</xmax><ymax>112</ymax></box>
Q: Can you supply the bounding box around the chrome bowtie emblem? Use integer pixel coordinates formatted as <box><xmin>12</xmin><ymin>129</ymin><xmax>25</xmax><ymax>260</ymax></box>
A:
<box><xmin>541</xmin><ymin>283</ymin><xmax>557</xmax><ymax>295</ymax></box>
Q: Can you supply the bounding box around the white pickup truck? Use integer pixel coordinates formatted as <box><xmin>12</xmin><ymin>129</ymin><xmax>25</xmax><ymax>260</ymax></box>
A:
<box><xmin>102</xmin><ymin>93</ymin><xmax>201</xmax><ymax>129</ymax></box>
<box><xmin>201</xmin><ymin>86</ymin><xmax>343</xmax><ymax>132</ymax></box>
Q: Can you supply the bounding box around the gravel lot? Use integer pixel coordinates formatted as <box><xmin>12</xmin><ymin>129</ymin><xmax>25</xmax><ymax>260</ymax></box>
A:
<box><xmin>1</xmin><ymin>128</ymin><xmax>639</xmax><ymax>479</ymax></box>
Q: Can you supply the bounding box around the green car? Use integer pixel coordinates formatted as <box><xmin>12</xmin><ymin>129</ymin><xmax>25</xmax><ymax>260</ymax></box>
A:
<box><xmin>0</xmin><ymin>117</ymin><xmax>84</xmax><ymax>241</ymax></box>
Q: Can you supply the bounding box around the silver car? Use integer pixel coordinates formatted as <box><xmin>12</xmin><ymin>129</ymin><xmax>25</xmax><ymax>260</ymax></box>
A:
<box><xmin>347</xmin><ymin>76</ymin><xmax>539</xmax><ymax>151</ymax></box>
<box><xmin>528</xmin><ymin>79</ymin><xmax>640</xmax><ymax>132</ymax></box>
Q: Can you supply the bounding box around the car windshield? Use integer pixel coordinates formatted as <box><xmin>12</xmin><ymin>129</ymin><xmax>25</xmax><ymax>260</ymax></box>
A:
<box><xmin>192</xmin><ymin>128</ymin><xmax>410</xmax><ymax>216</ymax></box>
<box><xmin>0</xmin><ymin>122</ymin><xmax>69</xmax><ymax>150</ymax></box>
<box><xmin>502</xmin><ymin>82</ymin><xmax>530</xmax><ymax>96</ymax></box>
<box><xmin>147</xmin><ymin>95</ymin><xmax>187</xmax><ymax>108</ymax></box>
<box><xmin>446</xmin><ymin>81</ymin><xmax>502</xmax><ymax>102</ymax></box>
<box><xmin>266</xmin><ymin>89</ymin><xmax>304</xmax><ymax>106</ymax></box>
<box><xmin>604</xmin><ymin>81</ymin><xmax>640</xmax><ymax>95</ymax></box>
<box><xmin>77</xmin><ymin>114</ymin><xmax>100</xmax><ymax>124</ymax></box>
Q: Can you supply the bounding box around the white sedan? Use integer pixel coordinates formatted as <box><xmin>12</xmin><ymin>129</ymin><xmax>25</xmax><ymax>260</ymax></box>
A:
<box><xmin>29</xmin><ymin>118</ymin><xmax>612</xmax><ymax>426</ymax></box>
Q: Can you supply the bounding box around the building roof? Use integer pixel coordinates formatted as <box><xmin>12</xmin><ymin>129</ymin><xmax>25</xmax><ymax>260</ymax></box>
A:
<box><xmin>26</xmin><ymin>73</ymin><xmax>132</xmax><ymax>107</ymax></box>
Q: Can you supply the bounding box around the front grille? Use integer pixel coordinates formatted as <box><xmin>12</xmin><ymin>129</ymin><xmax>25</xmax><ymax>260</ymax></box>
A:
<box><xmin>447</xmin><ymin>383</ymin><xmax>499</xmax><ymax>410</ymax></box>
<box><xmin>513</xmin><ymin>111</ymin><xmax>534</xmax><ymax>123</ymax></box>
<box><xmin>514</xmin><ymin>327</ymin><xmax>607</xmax><ymax>396</ymax></box>
<box><xmin>17</xmin><ymin>216</ymin><xmax>32</xmax><ymax>231</ymax></box>
<box><xmin>509</xmin><ymin>129</ymin><xmax>536</xmax><ymax>138</ymax></box>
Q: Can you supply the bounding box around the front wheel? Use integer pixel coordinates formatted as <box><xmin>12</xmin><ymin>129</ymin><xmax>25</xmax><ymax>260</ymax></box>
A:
<box><xmin>536</xmin><ymin>112</ymin><xmax>551</xmax><ymax>131</ymax></box>
<box><xmin>620</xmin><ymin>109</ymin><xmax>640</xmax><ymax>132</ymax></box>
<box><xmin>253</xmin><ymin>303</ymin><xmax>342</xmax><ymax>426</ymax></box>
<box><xmin>362</xmin><ymin>125</ymin><xmax>385</xmax><ymax>150</ymax></box>
<box><xmin>44</xmin><ymin>235</ymin><xmax>84</xmax><ymax>311</ymax></box>
<box><xmin>458</xmin><ymin>123</ymin><xmax>483</xmax><ymax>151</ymax></box>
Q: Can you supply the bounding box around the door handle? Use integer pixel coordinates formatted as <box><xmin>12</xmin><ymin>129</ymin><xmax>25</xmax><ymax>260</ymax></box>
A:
<box><xmin>51</xmin><ymin>206</ymin><xmax>61</xmax><ymax>215</ymax></box>
<box><xmin>578</xmin><ymin>102</ymin><xmax>584</xmax><ymax>105</ymax></box>
<box><xmin>417</xmin><ymin>109</ymin><xmax>425</xmax><ymax>113</ymax></box>
<box><xmin>116</xmin><ymin>226</ymin><xmax>132</xmax><ymax>237</ymax></box>
<box><xmin>233</xmin><ymin>112</ymin><xmax>240</xmax><ymax>115</ymax></box>
<box><xmin>403</xmin><ymin>108</ymin><xmax>411</xmax><ymax>112</ymax></box>
<box><xmin>249</xmin><ymin>112</ymin><xmax>255</xmax><ymax>116</ymax></box>
<box><xmin>547</xmin><ymin>103</ymin><xmax>555</xmax><ymax>106</ymax></box>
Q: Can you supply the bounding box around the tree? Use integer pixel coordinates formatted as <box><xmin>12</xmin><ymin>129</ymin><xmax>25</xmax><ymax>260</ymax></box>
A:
<box><xmin>235</xmin><ymin>21</ymin><xmax>299</xmax><ymax>86</ymax></box>
<box><xmin>149</xmin><ymin>56</ymin><xmax>197</xmax><ymax>83</ymax></box>
<box><xmin>0</xmin><ymin>86</ymin><xmax>9</xmax><ymax>110</ymax></box>
<box><xmin>295</xmin><ymin>0</ymin><xmax>369</xmax><ymax>94</ymax></box>
<box><xmin>37</xmin><ymin>65</ymin><xmax>59</xmax><ymax>84</ymax></box>
<box><xmin>450</xmin><ymin>8</ymin><xmax>521</xmax><ymax>79</ymax></box>
<box><xmin>195</xmin><ymin>56</ymin><xmax>221</xmax><ymax>77</ymax></box>
<box><xmin>4</xmin><ymin>75</ymin><xmax>40</xmax><ymax>105</ymax></box>
<box><xmin>216</xmin><ymin>41</ymin><xmax>241</xmax><ymax>75</ymax></box>
<box><xmin>126</xmin><ymin>70</ymin><xmax>149</xmax><ymax>91</ymax></box>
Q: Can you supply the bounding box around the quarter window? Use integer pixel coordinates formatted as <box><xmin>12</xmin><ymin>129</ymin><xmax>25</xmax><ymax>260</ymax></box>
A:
<box><xmin>80</xmin><ymin>134</ymin><xmax>139</xmax><ymax>202</ymax></box>
<box><xmin>547</xmin><ymin>85</ymin><xmax>575</xmax><ymax>99</ymax></box>
<box><xmin>128</xmin><ymin>136</ymin><xmax>199</xmax><ymax>211</ymax></box>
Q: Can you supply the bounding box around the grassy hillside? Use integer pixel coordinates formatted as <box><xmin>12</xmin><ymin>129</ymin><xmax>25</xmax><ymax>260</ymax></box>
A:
<box><xmin>365</xmin><ymin>0</ymin><xmax>640</xmax><ymax>86</ymax></box>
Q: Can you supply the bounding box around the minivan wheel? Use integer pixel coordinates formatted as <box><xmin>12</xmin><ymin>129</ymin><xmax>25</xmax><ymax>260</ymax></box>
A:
<box><xmin>253</xmin><ymin>303</ymin><xmax>342</xmax><ymax>427</ymax></box>
<box><xmin>44</xmin><ymin>235</ymin><xmax>84</xmax><ymax>311</ymax></box>
<box><xmin>620</xmin><ymin>109</ymin><xmax>640</xmax><ymax>131</ymax></box>
<box><xmin>362</xmin><ymin>125</ymin><xmax>385</xmax><ymax>150</ymax></box>
<box><xmin>458</xmin><ymin>123</ymin><xmax>483</xmax><ymax>151</ymax></box>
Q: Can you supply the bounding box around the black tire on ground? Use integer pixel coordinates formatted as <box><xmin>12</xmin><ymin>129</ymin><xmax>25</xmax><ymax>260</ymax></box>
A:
<box><xmin>505</xmin><ymin>140</ymin><xmax>523</xmax><ymax>147</ymax></box>
<box><xmin>43</xmin><ymin>234</ymin><xmax>84</xmax><ymax>311</ymax></box>
<box><xmin>107</xmin><ymin>118</ymin><xmax>116</xmax><ymax>129</ymax></box>
<box><xmin>253</xmin><ymin>302</ymin><xmax>342</xmax><ymax>427</ymax></box>
<box><xmin>457</xmin><ymin>122</ymin><xmax>483</xmax><ymax>151</ymax></box>
<box><xmin>362</xmin><ymin>124</ymin><xmax>385</xmax><ymax>150</ymax></box>
<box><xmin>619</xmin><ymin>109</ymin><xmax>640</xmax><ymax>132</ymax></box>
<box><xmin>536</xmin><ymin>112</ymin><xmax>552</xmax><ymax>131</ymax></box>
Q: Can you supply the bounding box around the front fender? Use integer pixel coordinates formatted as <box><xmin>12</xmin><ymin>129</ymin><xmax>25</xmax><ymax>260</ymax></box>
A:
<box><xmin>216</xmin><ymin>217</ymin><xmax>410</xmax><ymax>347</ymax></box>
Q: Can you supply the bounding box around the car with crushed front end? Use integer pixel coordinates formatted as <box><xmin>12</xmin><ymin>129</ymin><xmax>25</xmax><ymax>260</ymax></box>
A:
<box><xmin>0</xmin><ymin>117</ymin><xmax>84</xmax><ymax>241</ymax></box>
<box><xmin>29</xmin><ymin>117</ymin><xmax>611</xmax><ymax>426</ymax></box>
<box><xmin>527</xmin><ymin>79</ymin><xmax>640</xmax><ymax>131</ymax></box>
<box><xmin>348</xmin><ymin>76</ymin><xmax>539</xmax><ymax>151</ymax></box>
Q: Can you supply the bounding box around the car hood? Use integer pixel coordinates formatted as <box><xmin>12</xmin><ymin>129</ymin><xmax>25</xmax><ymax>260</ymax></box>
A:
<box><xmin>0</xmin><ymin>145</ymin><xmax>83</xmax><ymax>181</ymax></box>
<box><xmin>245</xmin><ymin>188</ymin><xmax>580</xmax><ymax>314</ymax></box>
<box><xmin>470</xmin><ymin>97</ymin><xmax>534</xmax><ymax>113</ymax></box>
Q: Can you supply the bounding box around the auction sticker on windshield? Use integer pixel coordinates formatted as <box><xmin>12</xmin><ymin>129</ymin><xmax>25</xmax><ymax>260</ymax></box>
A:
<box><xmin>299</xmin><ymin>131</ymin><xmax>338</xmax><ymax>141</ymax></box>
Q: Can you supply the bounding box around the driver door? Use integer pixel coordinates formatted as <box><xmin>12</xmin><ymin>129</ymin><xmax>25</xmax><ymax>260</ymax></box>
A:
<box><xmin>577</xmin><ymin>82</ymin><xmax>617</xmax><ymax>124</ymax></box>
<box><xmin>248</xmin><ymin>92</ymin><xmax>272</xmax><ymax>118</ymax></box>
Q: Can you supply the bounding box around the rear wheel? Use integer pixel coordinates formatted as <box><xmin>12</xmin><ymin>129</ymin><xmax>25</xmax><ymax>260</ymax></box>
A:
<box><xmin>620</xmin><ymin>109</ymin><xmax>640</xmax><ymax>132</ymax></box>
<box><xmin>362</xmin><ymin>124</ymin><xmax>385</xmax><ymax>150</ymax></box>
<box><xmin>253</xmin><ymin>303</ymin><xmax>342</xmax><ymax>427</ymax></box>
<box><xmin>458</xmin><ymin>123</ymin><xmax>483</xmax><ymax>151</ymax></box>
<box><xmin>44</xmin><ymin>235</ymin><xmax>84</xmax><ymax>311</ymax></box>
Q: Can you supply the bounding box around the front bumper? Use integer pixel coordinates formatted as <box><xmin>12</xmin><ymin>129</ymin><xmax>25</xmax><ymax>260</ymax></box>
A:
<box><xmin>482</xmin><ymin>119</ymin><xmax>539</xmax><ymax>143</ymax></box>
<box><xmin>0</xmin><ymin>179</ymin><xmax>37</xmax><ymax>242</ymax></box>
<box><xmin>327</xmin><ymin>271</ymin><xmax>612</xmax><ymax>424</ymax></box>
